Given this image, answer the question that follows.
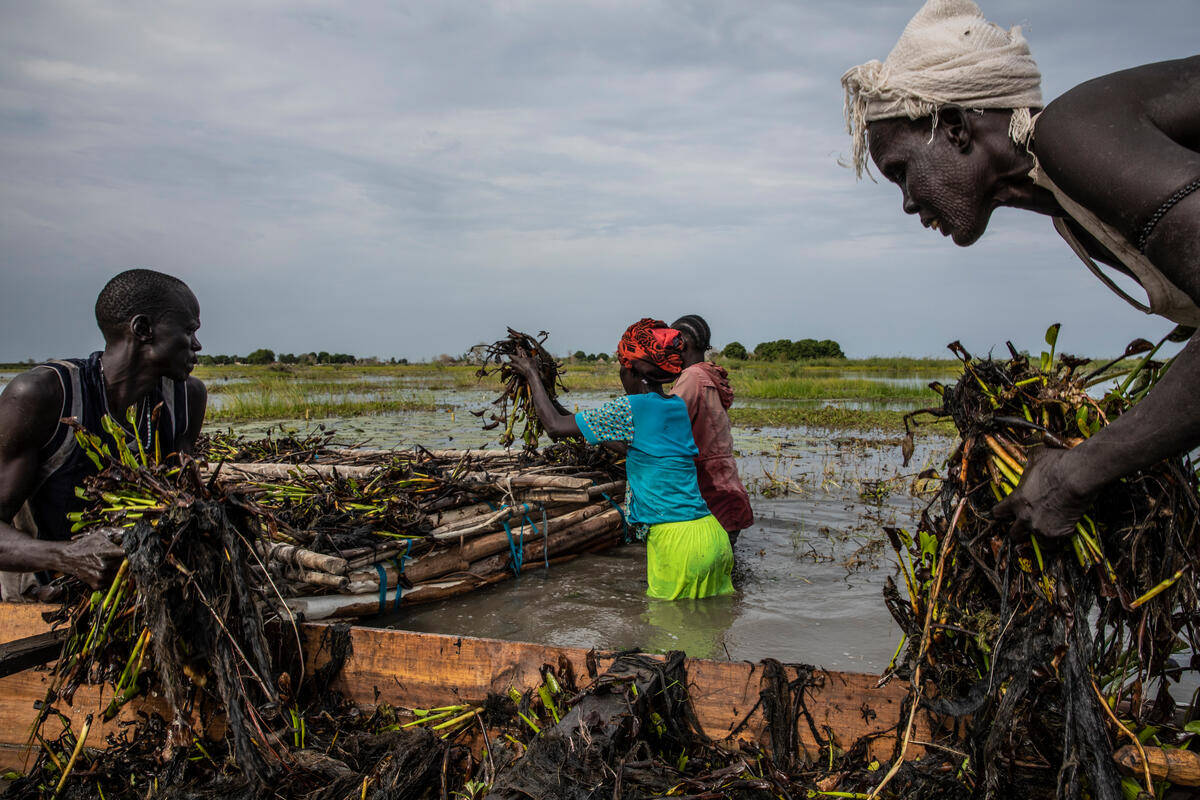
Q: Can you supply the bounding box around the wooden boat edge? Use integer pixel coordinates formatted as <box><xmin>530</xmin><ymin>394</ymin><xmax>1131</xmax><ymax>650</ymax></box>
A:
<box><xmin>0</xmin><ymin>602</ymin><xmax>923</xmax><ymax>770</ymax></box>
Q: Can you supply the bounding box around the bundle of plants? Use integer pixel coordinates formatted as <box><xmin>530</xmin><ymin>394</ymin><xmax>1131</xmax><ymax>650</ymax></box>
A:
<box><xmin>878</xmin><ymin>325</ymin><xmax>1200</xmax><ymax>799</ymax></box>
<box><xmin>13</xmin><ymin>598</ymin><xmax>461</xmax><ymax>798</ymax></box>
<box><xmin>246</xmin><ymin>457</ymin><xmax>441</xmax><ymax>551</ymax></box>
<box><xmin>474</xmin><ymin>328</ymin><xmax>569</xmax><ymax>449</ymax></box>
<box><xmin>13</xmin><ymin>416</ymin><xmax>294</xmax><ymax>797</ymax></box>
<box><xmin>197</xmin><ymin>425</ymin><xmax>341</xmax><ymax>464</ymax></box>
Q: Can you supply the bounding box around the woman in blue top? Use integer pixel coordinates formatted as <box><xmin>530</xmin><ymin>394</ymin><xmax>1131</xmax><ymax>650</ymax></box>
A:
<box><xmin>510</xmin><ymin>318</ymin><xmax>734</xmax><ymax>600</ymax></box>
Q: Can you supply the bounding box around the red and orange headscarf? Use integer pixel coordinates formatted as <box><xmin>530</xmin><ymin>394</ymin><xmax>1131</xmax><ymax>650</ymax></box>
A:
<box><xmin>617</xmin><ymin>318</ymin><xmax>684</xmax><ymax>375</ymax></box>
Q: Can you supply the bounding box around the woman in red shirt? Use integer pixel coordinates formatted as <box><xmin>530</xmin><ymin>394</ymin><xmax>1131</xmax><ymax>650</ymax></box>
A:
<box><xmin>668</xmin><ymin>315</ymin><xmax>754</xmax><ymax>546</ymax></box>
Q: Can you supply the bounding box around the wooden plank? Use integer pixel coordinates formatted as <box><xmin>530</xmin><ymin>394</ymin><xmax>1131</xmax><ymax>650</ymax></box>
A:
<box><xmin>301</xmin><ymin>623</ymin><xmax>919</xmax><ymax>760</ymax></box>
<box><xmin>0</xmin><ymin>630</ymin><xmax>66</xmax><ymax>679</ymax></box>
<box><xmin>0</xmin><ymin>603</ymin><xmax>924</xmax><ymax>771</ymax></box>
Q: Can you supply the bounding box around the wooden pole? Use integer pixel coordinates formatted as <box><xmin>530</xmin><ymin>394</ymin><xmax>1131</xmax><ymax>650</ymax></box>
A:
<box><xmin>345</xmin><ymin>508</ymin><xmax>622</xmax><ymax>593</ymax></box>
<box><xmin>430</xmin><ymin>501</ymin><xmax>579</xmax><ymax>541</ymax></box>
<box><xmin>1114</xmin><ymin>745</ymin><xmax>1200</xmax><ymax>787</ymax></box>
<box><xmin>259</xmin><ymin>542</ymin><xmax>349</xmax><ymax>575</ymax></box>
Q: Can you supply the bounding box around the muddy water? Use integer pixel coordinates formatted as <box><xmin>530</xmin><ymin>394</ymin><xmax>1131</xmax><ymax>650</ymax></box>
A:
<box><xmin>380</xmin><ymin>431</ymin><xmax>946</xmax><ymax>673</ymax></box>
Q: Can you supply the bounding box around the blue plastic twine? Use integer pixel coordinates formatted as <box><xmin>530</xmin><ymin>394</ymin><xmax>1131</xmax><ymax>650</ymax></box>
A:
<box><xmin>374</xmin><ymin>563</ymin><xmax>388</xmax><ymax>613</ymax></box>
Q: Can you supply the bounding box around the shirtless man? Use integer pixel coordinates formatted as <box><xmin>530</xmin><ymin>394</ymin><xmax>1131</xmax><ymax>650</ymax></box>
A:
<box><xmin>0</xmin><ymin>269</ymin><xmax>207</xmax><ymax>599</ymax></box>
<box><xmin>842</xmin><ymin>0</ymin><xmax>1200</xmax><ymax>539</ymax></box>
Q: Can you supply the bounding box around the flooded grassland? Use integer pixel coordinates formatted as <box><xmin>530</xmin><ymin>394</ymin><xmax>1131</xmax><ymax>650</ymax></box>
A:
<box><xmin>1</xmin><ymin>360</ymin><xmax>961</xmax><ymax>674</ymax></box>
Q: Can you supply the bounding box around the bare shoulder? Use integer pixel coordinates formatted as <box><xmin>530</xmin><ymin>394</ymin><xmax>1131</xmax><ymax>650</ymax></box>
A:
<box><xmin>1034</xmin><ymin>57</ymin><xmax>1200</xmax><ymax>236</ymax></box>
<box><xmin>1038</xmin><ymin>57</ymin><xmax>1200</xmax><ymax>158</ymax></box>
<box><xmin>182</xmin><ymin>375</ymin><xmax>207</xmax><ymax>449</ymax></box>
<box><xmin>0</xmin><ymin>368</ymin><xmax>64</xmax><ymax>453</ymax></box>
<box><xmin>185</xmin><ymin>375</ymin><xmax>207</xmax><ymax>402</ymax></box>
<box><xmin>0</xmin><ymin>368</ymin><xmax>63</xmax><ymax>416</ymax></box>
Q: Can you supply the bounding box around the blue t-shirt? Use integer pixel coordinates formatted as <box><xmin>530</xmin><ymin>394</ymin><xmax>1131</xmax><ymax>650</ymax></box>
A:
<box><xmin>575</xmin><ymin>393</ymin><xmax>711</xmax><ymax>525</ymax></box>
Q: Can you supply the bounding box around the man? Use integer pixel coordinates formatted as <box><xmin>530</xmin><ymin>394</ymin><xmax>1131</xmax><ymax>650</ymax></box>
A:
<box><xmin>0</xmin><ymin>269</ymin><xmax>207</xmax><ymax>599</ymax></box>
<box><xmin>842</xmin><ymin>0</ymin><xmax>1200</xmax><ymax>539</ymax></box>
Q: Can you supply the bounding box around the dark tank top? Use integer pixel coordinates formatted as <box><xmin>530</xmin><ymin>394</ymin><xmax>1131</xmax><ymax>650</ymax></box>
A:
<box><xmin>26</xmin><ymin>352</ymin><xmax>190</xmax><ymax>545</ymax></box>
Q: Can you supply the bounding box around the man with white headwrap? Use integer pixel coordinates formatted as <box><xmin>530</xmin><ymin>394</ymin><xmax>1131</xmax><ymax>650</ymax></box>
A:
<box><xmin>842</xmin><ymin>0</ymin><xmax>1200</xmax><ymax>543</ymax></box>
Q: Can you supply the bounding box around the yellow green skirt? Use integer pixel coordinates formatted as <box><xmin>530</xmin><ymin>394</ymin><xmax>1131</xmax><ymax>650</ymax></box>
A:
<box><xmin>646</xmin><ymin>514</ymin><xmax>735</xmax><ymax>600</ymax></box>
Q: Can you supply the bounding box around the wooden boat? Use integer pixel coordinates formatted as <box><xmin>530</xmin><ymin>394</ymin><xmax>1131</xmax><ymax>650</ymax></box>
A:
<box><xmin>0</xmin><ymin>602</ymin><xmax>925</xmax><ymax>772</ymax></box>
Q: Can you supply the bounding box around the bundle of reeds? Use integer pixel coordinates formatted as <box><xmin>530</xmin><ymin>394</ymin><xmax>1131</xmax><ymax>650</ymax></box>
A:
<box><xmin>67</xmin><ymin>433</ymin><xmax>627</xmax><ymax>623</ymax></box>
<box><xmin>875</xmin><ymin>325</ymin><xmax>1200</xmax><ymax>800</ymax></box>
<box><xmin>201</xmin><ymin>442</ymin><xmax>628</xmax><ymax>620</ymax></box>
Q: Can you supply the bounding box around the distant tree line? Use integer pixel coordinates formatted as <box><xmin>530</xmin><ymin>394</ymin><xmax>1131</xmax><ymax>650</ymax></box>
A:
<box><xmin>571</xmin><ymin>351</ymin><xmax>612</xmax><ymax>363</ymax></box>
<box><xmin>720</xmin><ymin>338</ymin><xmax>845</xmax><ymax>361</ymax></box>
<box><xmin>197</xmin><ymin>351</ymin><xmax>409</xmax><ymax>366</ymax></box>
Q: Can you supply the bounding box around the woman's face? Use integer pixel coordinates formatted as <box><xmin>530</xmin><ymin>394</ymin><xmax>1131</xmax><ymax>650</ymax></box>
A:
<box><xmin>867</xmin><ymin>116</ymin><xmax>998</xmax><ymax>247</ymax></box>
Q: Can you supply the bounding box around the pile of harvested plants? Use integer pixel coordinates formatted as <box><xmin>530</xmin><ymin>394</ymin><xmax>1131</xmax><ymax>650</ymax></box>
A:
<box><xmin>10</xmin><ymin>419</ymin><xmax>632</xmax><ymax>797</ymax></box>
<box><xmin>192</xmin><ymin>433</ymin><xmax>628</xmax><ymax>620</ymax></box>
<box><xmin>59</xmin><ymin>427</ymin><xmax>630</xmax><ymax>622</ymax></box>
<box><xmin>11</xmin><ymin>418</ymin><xmax>291</xmax><ymax>797</ymax></box>
<box><xmin>473</xmin><ymin>328</ymin><xmax>569</xmax><ymax>450</ymax></box>
<box><xmin>882</xmin><ymin>325</ymin><xmax>1200</xmax><ymax>799</ymax></box>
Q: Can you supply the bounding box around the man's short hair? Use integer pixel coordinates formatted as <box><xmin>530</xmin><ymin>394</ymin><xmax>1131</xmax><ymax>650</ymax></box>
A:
<box><xmin>95</xmin><ymin>269</ymin><xmax>191</xmax><ymax>342</ymax></box>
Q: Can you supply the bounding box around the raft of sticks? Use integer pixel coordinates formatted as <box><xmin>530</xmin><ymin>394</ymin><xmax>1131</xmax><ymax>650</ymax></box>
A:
<box><xmin>199</xmin><ymin>443</ymin><xmax>629</xmax><ymax>620</ymax></box>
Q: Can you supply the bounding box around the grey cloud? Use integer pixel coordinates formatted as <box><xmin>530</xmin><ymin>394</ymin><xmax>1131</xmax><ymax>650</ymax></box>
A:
<box><xmin>1</xmin><ymin>1</ymin><xmax>1197</xmax><ymax>362</ymax></box>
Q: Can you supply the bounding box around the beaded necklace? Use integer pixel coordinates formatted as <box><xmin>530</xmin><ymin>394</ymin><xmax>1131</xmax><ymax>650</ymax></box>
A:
<box><xmin>98</xmin><ymin>358</ymin><xmax>154</xmax><ymax>456</ymax></box>
<box><xmin>1137</xmin><ymin>176</ymin><xmax>1200</xmax><ymax>253</ymax></box>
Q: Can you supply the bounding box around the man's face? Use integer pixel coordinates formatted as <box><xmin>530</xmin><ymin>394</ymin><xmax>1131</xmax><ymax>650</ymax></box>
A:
<box><xmin>867</xmin><ymin>116</ymin><xmax>996</xmax><ymax>247</ymax></box>
<box><xmin>150</xmin><ymin>288</ymin><xmax>202</xmax><ymax>381</ymax></box>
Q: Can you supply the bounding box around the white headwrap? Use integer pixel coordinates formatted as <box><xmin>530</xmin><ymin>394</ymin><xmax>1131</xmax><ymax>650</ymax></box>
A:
<box><xmin>841</xmin><ymin>0</ymin><xmax>1043</xmax><ymax>178</ymax></box>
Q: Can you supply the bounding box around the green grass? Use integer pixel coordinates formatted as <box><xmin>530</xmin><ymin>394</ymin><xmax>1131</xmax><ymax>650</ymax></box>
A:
<box><xmin>546</xmin><ymin>360</ymin><xmax>955</xmax><ymax>401</ymax></box>
<box><xmin>194</xmin><ymin>360</ymin><xmax>956</xmax><ymax>403</ymax></box>
<box><xmin>207</xmin><ymin>383</ymin><xmax>449</xmax><ymax>423</ymax></box>
<box><xmin>730</xmin><ymin>376</ymin><xmax>935</xmax><ymax>400</ymax></box>
<box><xmin>206</xmin><ymin>378</ymin><xmax>432</xmax><ymax>396</ymax></box>
<box><xmin>728</xmin><ymin>405</ymin><xmax>954</xmax><ymax>434</ymax></box>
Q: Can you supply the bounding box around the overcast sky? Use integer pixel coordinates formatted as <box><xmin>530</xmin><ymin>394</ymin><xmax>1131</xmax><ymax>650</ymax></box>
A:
<box><xmin>1</xmin><ymin>1</ymin><xmax>1198</xmax><ymax>362</ymax></box>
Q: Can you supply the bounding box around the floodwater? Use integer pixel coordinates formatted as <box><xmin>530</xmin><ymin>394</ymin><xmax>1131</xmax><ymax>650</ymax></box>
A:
<box><xmin>227</xmin><ymin>412</ymin><xmax>949</xmax><ymax>674</ymax></box>
<box><xmin>381</xmin><ymin>431</ymin><xmax>945</xmax><ymax>673</ymax></box>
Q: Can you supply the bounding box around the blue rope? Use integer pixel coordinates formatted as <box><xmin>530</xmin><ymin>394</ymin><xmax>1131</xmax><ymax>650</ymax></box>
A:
<box><xmin>522</xmin><ymin>504</ymin><xmax>550</xmax><ymax>569</ymax></box>
<box><xmin>374</xmin><ymin>563</ymin><xmax>388</xmax><ymax>613</ymax></box>
<box><xmin>487</xmin><ymin>500</ymin><xmax>532</xmax><ymax>576</ymax></box>
<box><xmin>600</xmin><ymin>491</ymin><xmax>629</xmax><ymax>542</ymax></box>
<box><xmin>392</xmin><ymin>539</ymin><xmax>412</xmax><ymax>610</ymax></box>
<box><xmin>500</xmin><ymin>514</ymin><xmax>523</xmax><ymax>576</ymax></box>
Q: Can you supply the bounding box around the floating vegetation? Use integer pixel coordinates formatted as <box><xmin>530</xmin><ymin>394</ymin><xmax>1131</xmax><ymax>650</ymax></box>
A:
<box><xmin>880</xmin><ymin>325</ymin><xmax>1200</xmax><ymax>799</ymax></box>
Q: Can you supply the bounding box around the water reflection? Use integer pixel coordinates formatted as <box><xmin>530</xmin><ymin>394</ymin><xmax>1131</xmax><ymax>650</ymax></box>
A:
<box><xmin>641</xmin><ymin>596</ymin><xmax>739</xmax><ymax>659</ymax></box>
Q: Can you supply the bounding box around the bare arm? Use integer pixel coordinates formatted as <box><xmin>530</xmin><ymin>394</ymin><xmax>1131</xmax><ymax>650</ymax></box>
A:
<box><xmin>997</xmin><ymin>333</ymin><xmax>1200</xmax><ymax>538</ymax></box>
<box><xmin>996</xmin><ymin>58</ymin><xmax>1200</xmax><ymax>538</ymax></box>
<box><xmin>0</xmin><ymin>371</ymin><xmax>123</xmax><ymax>586</ymax></box>
<box><xmin>508</xmin><ymin>357</ymin><xmax>581</xmax><ymax>440</ymax></box>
